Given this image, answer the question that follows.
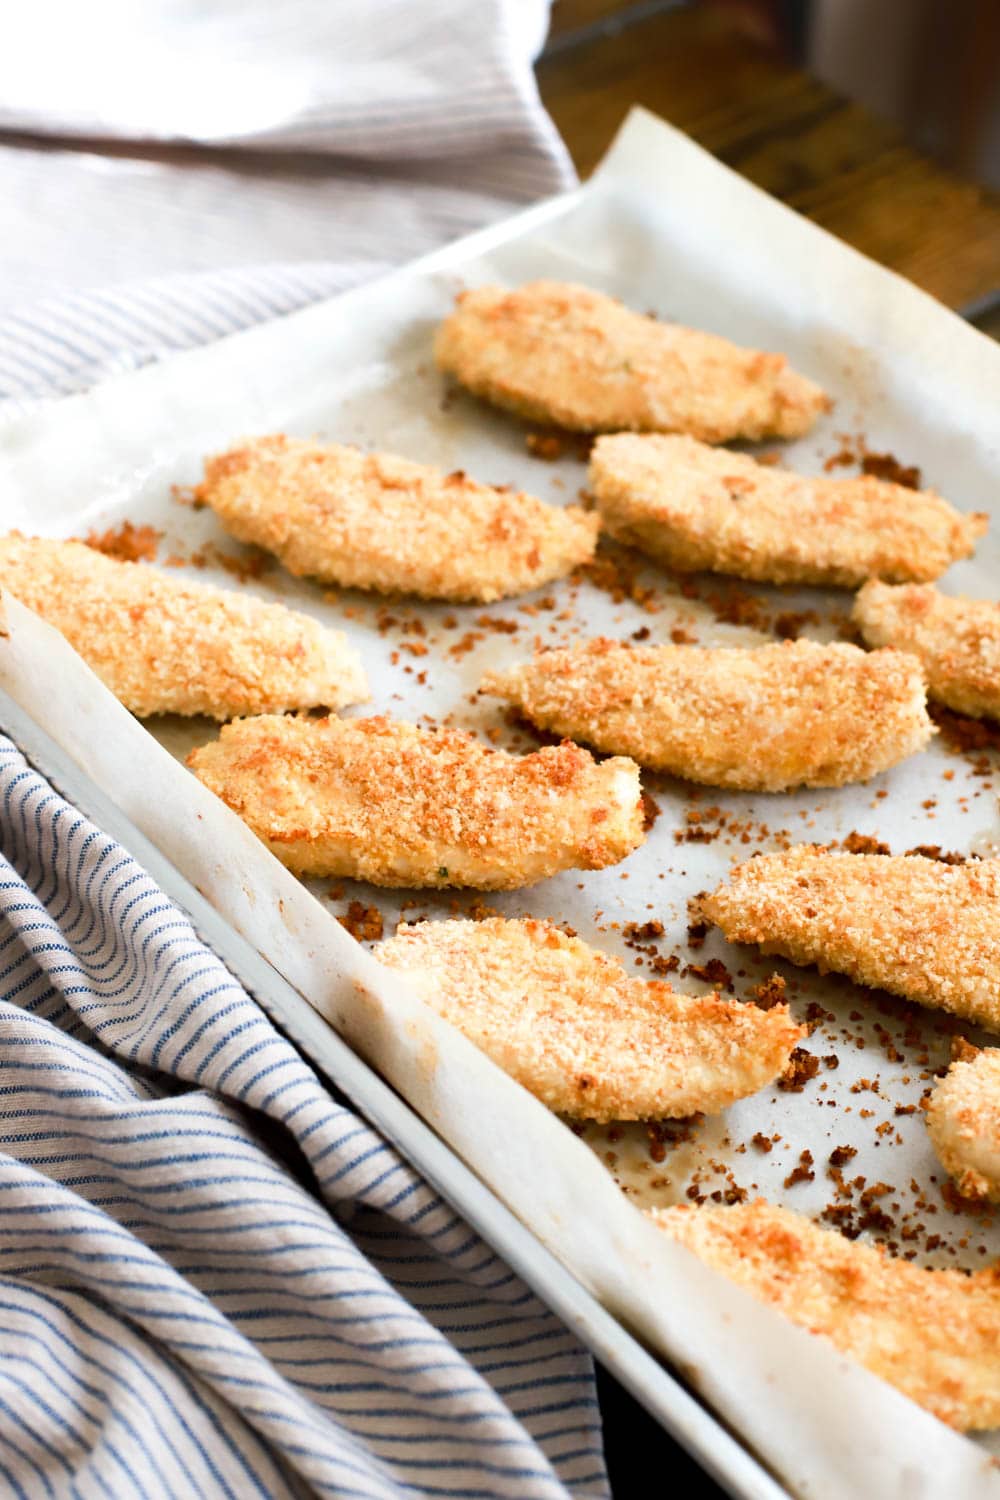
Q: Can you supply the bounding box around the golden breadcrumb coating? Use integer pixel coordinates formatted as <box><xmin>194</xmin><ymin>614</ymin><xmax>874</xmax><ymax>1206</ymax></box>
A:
<box><xmin>703</xmin><ymin>847</ymin><xmax>1000</xmax><ymax>1030</ymax></box>
<box><xmin>854</xmin><ymin>579</ymin><xmax>1000</xmax><ymax>720</ymax></box>
<box><xmin>590</xmin><ymin>434</ymin><xmax>987</xmax><ymax>587</ymax></box>
<box><xmin>649</xmin><ymin>1199</ymin><xmax>1000</xmax><ymax>1431</ymax></box>
<box><xmin>0</xmin><ymin>534</ymin><xmax>367</xmax><ymax>719</ymax></box>
<box><xmin>927</xmin><ymin>1046</ymin><xmax>1000</xmax><ymax>1203</ymax></box>
<box><xmin>481</xmin><ymin>636</ymin><xmax>932</xmax><ymax>791</ymax></box>
<box><xmin>196</xmin><ymin>435</ymin><xmax>599</xmax><ymax>603</ymax></box>
<box><xmin>433</xmin><ymin>281</ymin><xmax>827</xmax><ymax>442</ymax></box>
<box><xmin>187</xmin><ymin>714</ymin><xmax>644</xmax><ymax>889</ymax></box>
<box><xmin>377</xmin><ymin>917</ymin><xmax>804</xmax><ymax>1120</ymax></box>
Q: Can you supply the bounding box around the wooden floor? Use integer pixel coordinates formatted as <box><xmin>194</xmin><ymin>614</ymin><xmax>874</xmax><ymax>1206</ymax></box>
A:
<box><xmin>539</xmin><ymin>1</ymin><xmax>1000</xmax><ymax>334</ymax></box>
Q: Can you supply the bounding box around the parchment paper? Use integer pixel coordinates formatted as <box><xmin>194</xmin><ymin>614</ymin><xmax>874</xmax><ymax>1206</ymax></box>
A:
<box><xmin>2</xmin><ymin>108</ymin><xmax>999</xmax><ymax>1498</ymax></box>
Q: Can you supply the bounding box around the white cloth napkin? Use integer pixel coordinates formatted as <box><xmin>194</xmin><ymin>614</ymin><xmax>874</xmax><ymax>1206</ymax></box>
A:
<box><xmin>0</xmin><ymin>0</ymin><xmax>575</xmax><ymax>391</ymax></box>
<box><xmin>0</xmin><ymin>0</ymin><xmax>555</xmax><ymax>154</ymax></box>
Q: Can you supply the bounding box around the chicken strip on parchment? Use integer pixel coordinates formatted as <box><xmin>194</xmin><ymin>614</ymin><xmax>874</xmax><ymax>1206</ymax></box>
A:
<box><xmin>187</xmin><ymin>714</ymin><xmax>644</xmax><ymax>889</ymax></box>
<box><xmin>590</xmin><ymin>434</ymin><xmax>986</xmax><ymax>587</ymax></box>
<box><xmin>481</xmin><ymin>636</ymin><xmax>932</xmax><ymax>791</ymax></box>
<box><xmin>927</xmin><ymin>1043</ymin><xmax>1000</xmax><ymax>1203</ymax></box>
<box><xmin>433</xmin><ymin>281</ymin><xmax>828</xmax><ymax>442</ymax></box>
<box><xmin>0</xmin><ymin>533</ymin><xmax>367</xmax><ymax>719</ymax></box>
<box><xmin>649</xmin><ymin>1199</ymin><xmax>1000</xmax><ymax>1432</ymax></box>
<box><xmin>196</xmin><ymin>435</ymin><xmax>599</xmax><ymax>603</ymax></box>
<box><xmin>854</xmin><ymin>579</ymin><xmax>1000</xmax><ymax>720</ymax></box>
<box><xmin>702</xmin><ymin>846</ymin><xmax>1000</xmax><ymax>1031</ymax></box>
<box><xmin>377</xmin><ymin>917</ymin><xmax>805</xmax><ymax>1120</ymax></box>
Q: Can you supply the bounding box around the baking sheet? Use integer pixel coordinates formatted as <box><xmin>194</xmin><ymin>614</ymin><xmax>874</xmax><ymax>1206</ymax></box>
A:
<box><xmin>3</xmin><ymin>107</ymin><xmax>1000</xmax><ymax>1496</ymax></box>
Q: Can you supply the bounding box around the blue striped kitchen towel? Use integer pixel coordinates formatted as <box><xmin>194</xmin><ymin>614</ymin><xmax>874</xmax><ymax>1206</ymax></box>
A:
<box><xmin>0</xmin><ymin>733</ymin><xmax>608</xmax><ymax>1498</ymax></box>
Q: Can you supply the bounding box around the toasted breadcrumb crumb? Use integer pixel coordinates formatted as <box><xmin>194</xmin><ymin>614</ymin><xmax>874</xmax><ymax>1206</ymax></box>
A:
<box><xmin>83</xmin><ymin>520</ymin><xmax>161</xmax><ymax>563</ymax></box>
<box><xmin>337</xmin><ymin>901</ymin><xmax>384</xmax><ymax>943</ymax></box>
<box><xmin>778</xmin><ymin>1050</ymin><xmax>820</xmax><ymax>1093</ymax></box>
<box><xmin>525</xmin><ymin>430</ymin><xmax>593</xmax><ymax>462</ymax></box>
<box><xmin>434</xmin><ymin>282</ymin><xmax>827</xmax><ymax>442</ymax></box>
<box><xmin>187</xmin><ymin>713</ymin><xmax>644</xmax><ymax>889</ymax></box>
<box><xmin>861</xmin><ymin>452</ymin><xmax>922</xmax><ymax>488</ymax></box>
<box><xmin>377</xmin><ymin>917</ymin><xmax>804</xmax><ymax>1120</ymax></box>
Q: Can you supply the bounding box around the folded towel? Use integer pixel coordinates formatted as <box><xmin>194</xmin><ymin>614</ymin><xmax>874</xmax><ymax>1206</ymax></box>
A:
<box><xmin>0</xmin><ymin>0</ymin><xmax>559</xmax><ymax>158</ymax></box>
<box><xmin>0</xmin><ymin>0</ymin><xmax>575</xmax><ymax>394</ymax></box>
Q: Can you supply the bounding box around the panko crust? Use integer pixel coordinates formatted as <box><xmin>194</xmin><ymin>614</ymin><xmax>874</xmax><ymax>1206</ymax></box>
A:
<box><xmin>196</xmin><ymin>434</ymin><xmax>599</xmax><ymax>603</ymax></box>
<box><xmin>703</xmin><ymin>847</ymin><xmax>1000</xmax><ymax>1030</ymax></box>
<box><xmin>927</xmin><ymin>1046</ymin><xmax>1000</xmax><ymax>1203</ymax></box>
<box><xmin>649</xmin><ymin>1199</ymin><xmax>1000</xmax><ymax>1431</ymax></box>
<box><xmin>187</xmin><ymin>714</ymin><xmax>644</xmax><ymax>889</ymax></box>
<box><xmin>0</xmin><ymin>533</ymin><xmax>367</xmax><ymax>719</ymax></box>
<box><xmin>377</xmin><ymin>917</ymin><xmax>804</xmax><ymax>1120</ymax></box>
<box><xmin>854</xmin><ymin>579</ymin><xmax>1000</xmax><ymax>720</ymax></box>
<box><xmin>433</xmin><ymin>281</ymin><xmax>828</xmax><ymax>442</ymax></box>
<box><xmin>590</xmin><ymin>434</ymin><xmax>987</xmax><ymax>587</ymax></box>
<box><xmin>481</xmin><ymin>636</ymin><xmax>932</xmax><ymax>791</ymax></box>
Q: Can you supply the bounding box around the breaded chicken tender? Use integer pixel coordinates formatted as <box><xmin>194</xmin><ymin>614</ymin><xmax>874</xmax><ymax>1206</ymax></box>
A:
<box><xmin>590</xmin><ymin>434</ymin><xmax>987</xmax><ymax>587</ymax></box>
<box><xmin>927</xmin><ymin>1044</ymin><xmax>1000</xmax><ymax>1203</ymax></box>
<box><xmin>196</xmin><ymin>435</ymin><xmax>599</xmax><ymax>603</ymax></box>
<box><xmin>854</xmin><ymin>579</ymin><xmax>1000</xmax><ymax>720</ymax></box>
<box><xmin>433</xmin><ymin>282</ymin><xmax>827</xmax><ymax>442</ymax></box>
<box><xmin>187</xmin><ymin>714</ymin><xmax>644</xmax><ymax>889</ymax></box>
<box><xmin>703</xmin><ymin>847</ymin><xmax>1000</xmax><ymax>1030</ymax></box>
<box><xmin>0</xmin><ymin>533</ymin><xmax>367</xmax><ymax>719</ymax></box>
<box><xmin>481</xmin><ymin>636</ymin><xmax>932</xmax><ymax>791</ymax></box>
<box><xmin>377</xmin><ymin>917</ymin><xmax>804</xmax><ymax>1120</ymax></box>
<box><xmin>649</xmin><ymin>1199</ymin><xmax>1000</xmax><ymax>1431</ymax></box>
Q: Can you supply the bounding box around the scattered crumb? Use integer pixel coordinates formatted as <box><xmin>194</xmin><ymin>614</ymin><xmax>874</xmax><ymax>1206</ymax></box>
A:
<box><xmin>784</xmin><ymin>1149</ymin><xmax>815</xmax><ymax>1188</ymax></box>
<box><xmin>778</xmin><ymin>1048</ymin><xmax>820</xmax><ymax>1092</ymax></box>
<box><xmin>861</xmin><ymin>452</ymin><xmax>921</xmax><ymax>489</ymax></box>
<box><xmin>83</xmin><ymin>520</ymin><xmax>161</xmax><ymax>563</ymax></box>
<box><xmin>525</xmin><ymin>428</ymin><xmax>593</xmax><ymax>462</ymax></box>
<box><xmin>842</xmin><ymin>831</ymin><xmax>890</xmax><ymax>856</ymax></box>
<box><xmin>750</xmin><ymin>974</ymin><xmax>787</xmax><ymax>1011</ymax></box>
<box><xmin>337</xmin><ymin>901</ymin><xmax>384</xmax><ymax>942</ymax></box>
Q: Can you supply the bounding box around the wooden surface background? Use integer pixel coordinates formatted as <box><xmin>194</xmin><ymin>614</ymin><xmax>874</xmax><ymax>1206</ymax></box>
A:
<box><xmin>539</xmin><ymin>1</ymin><xmax>1000</xmax><ymax>335</ymax></box>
